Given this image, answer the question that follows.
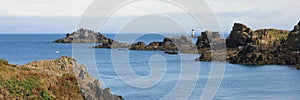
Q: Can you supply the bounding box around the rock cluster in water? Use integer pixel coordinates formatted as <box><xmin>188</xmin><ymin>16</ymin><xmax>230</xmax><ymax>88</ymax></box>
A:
<box><xmin>54</xmin><ymin>28</ymin><xmax>198</xmax><ymax>53</ymax></box>
<box><xmin>53</xmin><ymin>28</ymin><xmax>115</xmax><ymax>43</ymax></box>
<box><xmin>196</xmin><ymin>22</ymin><xmax>300</xmax><ymax>69</ymax></box>
<box><xmin>54</xmin><ymin>21</ymin><xmax>300</xmax><ymax>69</ymax></box>
<box><xmin>95</xmin><ymin>35</ymin><xmax>198</xmax><ymax>54</ymax></box>
<box><xmin>196</xmin><ymin>30</ymin><xmax>226</xmax><ymax>53</ymax></box>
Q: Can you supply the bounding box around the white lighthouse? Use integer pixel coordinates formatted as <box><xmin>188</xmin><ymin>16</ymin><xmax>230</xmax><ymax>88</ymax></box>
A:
<box><xmin>191</xmin><ymin>29</ymin><xmax>195</xmax><ymax>37</ymax></box>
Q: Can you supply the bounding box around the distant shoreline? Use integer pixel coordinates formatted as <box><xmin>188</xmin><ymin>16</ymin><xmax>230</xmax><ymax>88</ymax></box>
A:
<box><xmin>52</xmin><ymin>21</ymin><xmax>300</xmax><ymax>69</ymax></box>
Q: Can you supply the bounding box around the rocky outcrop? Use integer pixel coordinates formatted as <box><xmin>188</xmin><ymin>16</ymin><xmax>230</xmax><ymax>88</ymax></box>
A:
<box><xmin>53</xmin><ymin>28</ymin><xmax>114</xmax><ymax>43</ymax></box>
<box><xmin>196</xmin><ymin>31</ymin><xmax>226</xmax><ymax>53</ymax></box>
<box><xmin>196</xmin><ymin>22</ymin><xmax>300</xmax><ymax>69</ymax></box>
<box><xmin>226</xmin><ymin>23</ymin><xmax>253</xmax><ymax>48</ymax></box>
<box><xmin>54</xmin><ymin>28</ymin><xmax>198</xmax><ymax>54</ymax></box>
<box><xmin>0</xmin><ymin>56</ymin><xmax>123</xmax><ymax>100</ymax></box>
<box><xmin>225</xmin><ymin>44</ymin><xmax>298</xmax><ymax>65</ymax></box>
<box><xmin>128</xmin><ymin>36</ymin><xmax>195</xmax><ymax>52</ymax></box>
<box><xmin>226</xmin><ymin>23</ymin><xmax>289</xmax><ymax>49</ymax></box>
<box><xmin>286</xmin><ymin>21</ymin><xmax>300</xmax><ymax>50</ymax></box>
<box><xmin>96</xmin><ymin>36</ymin><xmax>198</xmax><ymax>54</ymax></box>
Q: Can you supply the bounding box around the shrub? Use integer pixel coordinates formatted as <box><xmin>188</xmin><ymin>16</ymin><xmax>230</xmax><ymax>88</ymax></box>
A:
<box><xmin>0</xmin><ymin>58</ymin><xmax>8</xmax><ymax>65</ymax></box>
<box><xmin>5</xmin><ymin>76</ymin><xmax>42</xmax><ymax>98</ymax></box>
<box><xmin>21</xmin><ymin>67</ymin><xmax>30</xmax><ymax>71</ymax></box>
<box><xmin>39</xmin><ymin>90</ymin><xmax>51</xmax><ymax>100</ymax></box>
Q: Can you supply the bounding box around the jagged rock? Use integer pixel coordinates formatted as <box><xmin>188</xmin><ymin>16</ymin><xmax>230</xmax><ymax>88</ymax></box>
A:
<box><xmin>286</xmin><ymin>21</ymin><xmax>300</xmax><ymax>50</ymax></box>
<box><xmin>226</xmin><ymin>23</ymin><xmax>253</xmax><ymax>48</ymax></box>
<box><xmin>56</xmin><ymin>29</ymin><xmax>197</xmax><ymax>54</ymax></box>
<box><xmin>79</xmin><ymin>69</ymin><xmax>85</xmax><ymax>79</ymax></box>
<box><xmin>226</xmin><ymin>23</ymin><xmax>289</xmax><ymax>49</ymax></box>
<box><xmin>197</xmin><ymin>21</ymin><xmax>300</xmax><ymax>68</ymax></box>
<box><xmin>147</xmin><ymin>42</ymin><xmax>160</xmax><ymax>50</ymax></box>
<box><xmin>53</xmin><ymin>28</ymin><xmax>111</xmax><ymax>43</ymax></box>
<box><xmin>95</xmin><ymin>35</ymin><xmax>198</xmax><ymax>54</ymax></box>
<box><xmin>196</xmin><ymin>31</ymin><xmax>226</xmax><ymax>53</ymax></box>
<box><xmin>196</xmin><ymin>52</ymin><xmax>212</xmax><ymax>61</ymax></box>
<box><xmin>130</xmin><ymin>42</ymin><xmax>148</xmax><ymax>50</ymax></box>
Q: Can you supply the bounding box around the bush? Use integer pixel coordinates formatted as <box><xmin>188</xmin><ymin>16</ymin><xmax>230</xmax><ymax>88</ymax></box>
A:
<box><xmin>5</xmin><ymin>76</ymin><xmax>42</xmax><ymax>98</ymax></box>
<box><xmin>39</xmin><ymin>90</ymin><xmax>51</xmax><ymax>100</ymax></box>
<box><xmin>21</xmin><ymin>67</ymin><xmax>30</xmax><ymax>71</ymax></box>
<box><xmin>0</xmin><ymin>58</ymin><xmax>8</xmax><ymax>65</ymax></box>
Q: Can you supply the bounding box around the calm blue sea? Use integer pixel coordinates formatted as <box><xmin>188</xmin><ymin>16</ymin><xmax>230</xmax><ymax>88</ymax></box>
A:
<box><xmin>0</xmin><ymin>34</ymin><xmax>300</xmax><ymax>100</ymax></box>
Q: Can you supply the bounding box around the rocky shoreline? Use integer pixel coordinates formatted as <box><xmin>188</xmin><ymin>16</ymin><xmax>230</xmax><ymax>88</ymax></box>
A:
<box><xmin>95</xmin><ymin>35</ymin><xmax>198</xmax><ymax>54</ymax></box>
<box><xmin>0</xmin><ymin>57</ymin><xmax>123</xmax><ymax>100</ymax></box>
<box><xmin>196</xmin><ymin>22</ymin><xmax>300</xmax><ymax>69</ymax></box>
<box><xmin>53</xmin><ymin>28</ymin><xmax>198</xmax><ymax>54</ymax></box>
<box><xmin>53</xmin><ymin>21</ymin><xmax>300</xmax><ymax>69</ymax></box>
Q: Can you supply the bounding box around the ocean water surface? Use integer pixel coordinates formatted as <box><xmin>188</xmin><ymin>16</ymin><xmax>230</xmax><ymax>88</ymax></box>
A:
<box><xmin>0</xmin><ymin>34</ymin><xmax>300</xmax><ymax>100</ymax></box>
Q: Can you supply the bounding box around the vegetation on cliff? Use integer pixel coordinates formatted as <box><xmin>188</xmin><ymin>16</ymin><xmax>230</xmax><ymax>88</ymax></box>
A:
<box><xmin>0</xmin><ymin>57</ymin><xmax>123</xmax><ymax>100</ymax></box>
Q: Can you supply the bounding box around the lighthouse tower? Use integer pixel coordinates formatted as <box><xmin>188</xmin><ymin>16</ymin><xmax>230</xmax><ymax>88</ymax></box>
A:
<box><xmin>191</xmin><ymin>29</ymin><xmax>195</xmax><ymax>37</ymax></box>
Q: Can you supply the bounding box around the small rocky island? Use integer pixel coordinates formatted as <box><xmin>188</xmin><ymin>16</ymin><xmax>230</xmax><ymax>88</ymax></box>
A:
<box><xmin>53</xmin><ymin>28</ymin><xmax>116</xmax><ymax>43</ymax></box>
<box><xmin>53</xmin><ymin>21</ymin><xmax>300</xmax><ymax>69</ymax></box>
<box><xmin>0</xmin><ymin>57</ymin><xmax>123</xmax><ymax>100</ymax></box>
<box><xmin>196</xmin><ymin>22</ymin><xmax>300</xmax><ymax>69</ymax></box>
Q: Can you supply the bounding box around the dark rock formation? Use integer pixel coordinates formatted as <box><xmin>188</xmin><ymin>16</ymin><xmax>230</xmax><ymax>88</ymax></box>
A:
<box><xmin>226</xmin><ymin>23</ymin><xmax>253</xmax><ymax>48</ymax></box>
<box><xmin>53</xmin><ymin>28</ymin><xmax>114</xmax><ymax>43</ymax></box>
<box><xmin>164</xmin><ymin>51</ymin><xmax>178</xmax><ymax>54</ymax></box>
<box><xmin>286</xmin><ymin>21</ymin><xmax>300</xmax><ymax>50</ymax></box>
<box><xmin>196</xmin><ymin>31</ymin><xmax>226</xmax><ymax>53</ymax></box>
<box><xmin>55</xmin><ymin>28</ymin><xmax>198</xmax><ymax>54</ymax></box>
<box><xmin>196</xmin><ymin>21</ymin><xmax>300</xmax><ymax>69</ymax></box>
<box><xmin>96</xmin><ymin>35</ymin><xmax>198</xmax><ymax>54</ymax></box>
<box><xmin>130</xmin><ymin>42</ymin><xmax>148</xmax><ymax>50</ymax></box>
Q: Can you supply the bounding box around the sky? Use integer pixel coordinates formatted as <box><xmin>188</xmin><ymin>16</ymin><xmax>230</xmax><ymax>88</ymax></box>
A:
<box><xmin>0</xmin><ymin>0</ymin><xmax>299</xmax><ymax>34</ymax></box>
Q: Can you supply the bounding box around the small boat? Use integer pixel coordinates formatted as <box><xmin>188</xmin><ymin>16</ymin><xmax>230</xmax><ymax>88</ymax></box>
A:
<box><xmin>55</xmin><ymin>50</ymin><xmax>60</xmax><ymax>54</ymax></box>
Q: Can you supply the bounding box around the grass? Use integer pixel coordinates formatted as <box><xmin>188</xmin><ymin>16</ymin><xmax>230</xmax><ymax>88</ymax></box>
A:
<box><xmin>21</xmin><ymin>67</ymin><xmax>31</xmax><ymax>71</ymax></box>
<box><xmin>39</xmin><ymin>90</ymin><xmax>51</xmax><ymax>100</ymax></box>
<box><xmin>267</xmin><ymin>29</ymin><xmax>289</xmax><ymax>41</ymax></box>
<box><xmin>0</xmin><ymin>58</ymin><xmax>85</xmax><ymax>99</ymax></box>
<box><xmin>4</xmin><ymin>76</ymin><xmax>42</xmax><ymax>98</ymax></box>
<box><xmin>254</xmin><ymin>29</ymin><xmax>289</xmax><ymax>41</ymax></box>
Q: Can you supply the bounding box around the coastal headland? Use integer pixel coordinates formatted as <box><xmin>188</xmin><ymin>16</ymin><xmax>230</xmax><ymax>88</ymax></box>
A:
<box><xmin>0</xmin><ymin>57</ymin><xmax>123</xmax><ymax>100</ymax></box>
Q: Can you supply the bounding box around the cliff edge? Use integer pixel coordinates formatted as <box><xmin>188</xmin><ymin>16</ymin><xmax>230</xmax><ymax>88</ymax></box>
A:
<box><xmin>0</xmin><ymin>57</ymin><xmax>123</xmax><ymax>100</ymax></box>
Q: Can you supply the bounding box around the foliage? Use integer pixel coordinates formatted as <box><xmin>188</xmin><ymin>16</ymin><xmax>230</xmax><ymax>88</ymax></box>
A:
<box><xmin>4</xmin><ymin>76</ymin><xmax>42</xmax><ymax>98</ymax></box>
<box><xmin>0</xmin><ymin>58</ymin><xmax>85</xmax><ymax>99</ymax></box>
<box><xmin>0</xmin><ymin>58</ymin><xmax>8</xmax><ymax>65</ymax></box>
<box><xmin>21</xmin><ymin>67</ymin><xmax>30</xmax><ymax>71</ymax></box>
<box><xmin>39</xmin><ymin>90</ymin><xmax>51</xmax><ymax>100</ymax></box>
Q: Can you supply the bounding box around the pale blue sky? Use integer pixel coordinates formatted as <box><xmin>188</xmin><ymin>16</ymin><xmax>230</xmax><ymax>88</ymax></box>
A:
<box><xmin>0</xmin><ymin>0</ymin><xmax>299</xmax><ymax>33</ymax></box>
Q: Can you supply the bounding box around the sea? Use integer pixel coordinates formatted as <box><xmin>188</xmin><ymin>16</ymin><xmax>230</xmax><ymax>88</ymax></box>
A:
<box><xmin>0</xmin><ymin>34</ymin><xmax>300</xmax><ymax>100</ymax></box>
